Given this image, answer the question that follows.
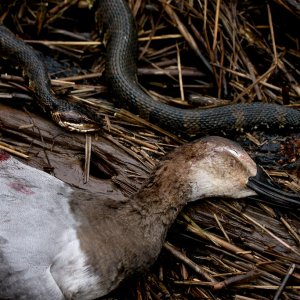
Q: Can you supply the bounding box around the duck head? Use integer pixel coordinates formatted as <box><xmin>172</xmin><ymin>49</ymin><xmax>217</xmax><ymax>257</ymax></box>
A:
<box><xmin>145</xmin><ymin>136</ymin><xmax>299</xmax><ymax>208</ymax></box>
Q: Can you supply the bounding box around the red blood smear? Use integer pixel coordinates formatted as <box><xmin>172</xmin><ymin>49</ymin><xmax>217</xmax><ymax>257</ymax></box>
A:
<box><xmin>8</xmin><ymin>181</ymin><xmax>34</xmax><ymax>195</ymax></box>
<box><xmin>0</xmin><ymin>151</ymin><xmax>10</xmax><ymax>161</ymax></box>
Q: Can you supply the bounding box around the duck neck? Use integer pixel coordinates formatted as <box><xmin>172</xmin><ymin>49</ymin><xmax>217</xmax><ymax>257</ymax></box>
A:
<box><xmin>125</xmin><ymin>166</ymin><xmax>194</xmax><ymax>242</ymax></box>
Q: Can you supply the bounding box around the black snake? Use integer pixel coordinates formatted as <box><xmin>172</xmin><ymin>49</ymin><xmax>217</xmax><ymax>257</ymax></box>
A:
<box><xmin>0</xmin><ymin>0</ymin><xmax>299</xmax><ymax>134</ymax></box>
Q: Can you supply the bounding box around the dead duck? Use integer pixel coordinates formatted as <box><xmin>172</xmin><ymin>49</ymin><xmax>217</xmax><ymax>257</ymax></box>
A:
<box><xmin>0</xmin><ymin>136</ymin><xmax>299</xmax><ymax>299</ymax></box>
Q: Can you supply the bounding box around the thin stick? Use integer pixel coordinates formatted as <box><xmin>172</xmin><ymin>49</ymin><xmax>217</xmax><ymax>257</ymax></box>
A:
<box><xmin>84</xmin><ymin>134</ymin><xmax>92</xmax><ymax>184</ymax></box>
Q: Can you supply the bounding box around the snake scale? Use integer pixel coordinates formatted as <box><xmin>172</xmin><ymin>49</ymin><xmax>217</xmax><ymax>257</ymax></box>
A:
<box><xmin>0</xmin><ymin>0</ymin><xmax>299</xmax><ymax>134</ymax></box>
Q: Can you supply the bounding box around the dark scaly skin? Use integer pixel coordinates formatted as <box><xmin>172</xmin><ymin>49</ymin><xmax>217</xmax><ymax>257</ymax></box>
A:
<box><xmin>0</xmin><ymin>3</ymin><xmax>299</xmax><ymax>135</ymax></box>
<box><xmin>98</xmin><ymin>0</ymin><xmax>300</xmax><ymax>135</ymax></box>
<box><xmin>0</xmin><ymin>25</ymin><xmax>100</xmax><ymax>132</ymax></box>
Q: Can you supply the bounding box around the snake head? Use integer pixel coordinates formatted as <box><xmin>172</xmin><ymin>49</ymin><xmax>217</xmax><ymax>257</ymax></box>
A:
<box><xmin>51</xmin><ymin>110</ymin><xmax>101</xmax><ymax>133</ymax></box>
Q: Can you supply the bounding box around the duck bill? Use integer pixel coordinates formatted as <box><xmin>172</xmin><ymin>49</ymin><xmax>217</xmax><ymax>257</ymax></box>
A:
<box><xmin>247</xmin><ymin>166</ymin><xmax>300</xmax><ymax>209</ymax></box>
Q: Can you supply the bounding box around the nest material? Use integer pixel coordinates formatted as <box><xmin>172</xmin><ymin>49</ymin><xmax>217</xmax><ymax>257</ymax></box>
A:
<box><xmin>0</xmin><ymin>0</ymin><xmax>300</xmax><ymax>299</ymax></box>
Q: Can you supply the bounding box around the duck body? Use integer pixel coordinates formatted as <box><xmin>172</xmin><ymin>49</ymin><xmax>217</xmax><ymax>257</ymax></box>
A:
<box><xmin>1</xmin><ymin>0</ymin><xmax>300</xmax><ymax>134</ymax></box>
<box><xmin>0</xmin><ymin>153</ymin><xmax>163</xmax><ymax>299</ymax></box>
<box><xmin>0</xmin><ymin>136</ymin><xmax>298</xmax><ymax>299</ymax></box>
<box><xmin>0</xmin><ymin>153</ymin><xmax>86</xmax><ymax>299</ymax></box>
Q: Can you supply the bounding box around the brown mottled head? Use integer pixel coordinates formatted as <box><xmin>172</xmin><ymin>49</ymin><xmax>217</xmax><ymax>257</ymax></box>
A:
<box><xmin>150</xmin><ymin>136</ymin><xmax>299</xmax><ymax>208</ymax></box>
<box><xmin>151</xmin><ymin>136</ymin><xmax>257</xmax><ymax>202</ymax></box>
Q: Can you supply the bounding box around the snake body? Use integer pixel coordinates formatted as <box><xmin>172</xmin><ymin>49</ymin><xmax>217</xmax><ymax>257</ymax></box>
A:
<box><xmin>0</xmin><ymin>25</ymin><xmax>99</xmax><ymax>132</ymax></box>
<box><xmin>0</xmin><ymin>0</ymin><xmax>300</xmax><ymax>134</ymax></box>
<box><xmin>99</xmin><ymin>0</ymin><xmax>300</xmax><ymax>134</ymax></box>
